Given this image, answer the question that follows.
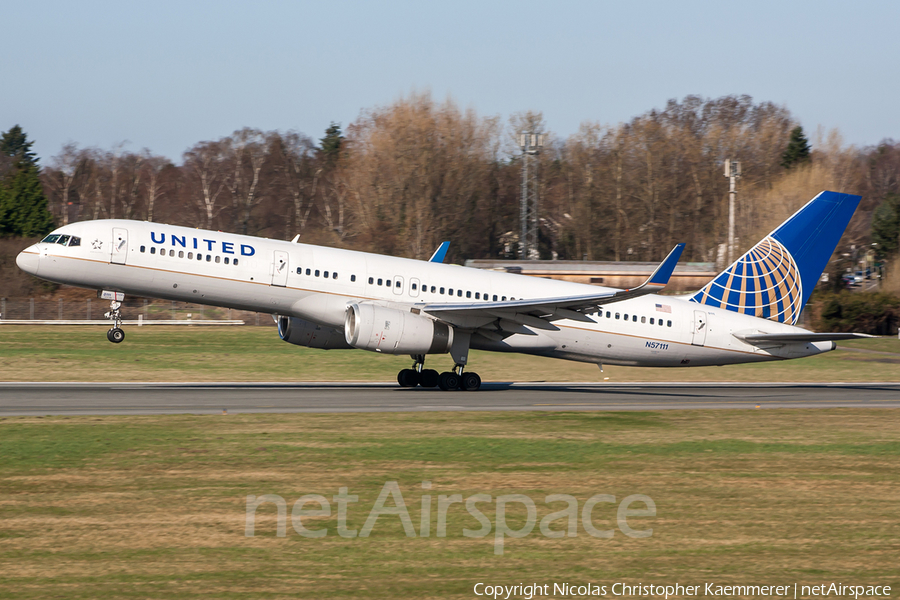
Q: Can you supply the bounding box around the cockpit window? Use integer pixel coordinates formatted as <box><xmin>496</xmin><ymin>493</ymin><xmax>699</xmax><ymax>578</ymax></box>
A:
<box><xmin>57</xmin><ymin>235</ymin><xmax>71</xmax><ymax>245</ymax></box>
<box><xmin>41</xmin><ymin>234</ymin><xmax>60</xmax><ymax>244</ymax></box>
<box><xmin>68</xmin><ymin>236</ymin><xmax>81</xmax><ymax>247</ymax></box>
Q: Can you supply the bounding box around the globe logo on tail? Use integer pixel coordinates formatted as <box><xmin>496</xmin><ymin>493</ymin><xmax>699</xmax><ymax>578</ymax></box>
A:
<box><xmin>691</xmin><ymin>236</ymin><xmax>803</xmax><ymax>325</ymax></box>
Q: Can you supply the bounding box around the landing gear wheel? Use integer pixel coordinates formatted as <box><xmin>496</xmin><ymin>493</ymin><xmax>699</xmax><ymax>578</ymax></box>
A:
<box><xmin>419</xmin><ymin>369</ymin><xmax>440</xmax><ymax>388</ymax></box>
<box><xmin>461</xmin><ymin>372</ymin><xmax>481</xmax><ymax>391</ymax></box>
<box><xmin>438</xmin><ymin>371</ymin><xmax>460</xmax><ymax>391</ymax></box>
<box><xmin>107</xmin><ymin>327</ymin><xmax>125</xmax><ymax>343</ymax></box>
<box><xmin>397</xmin><ymin>369</ymin><xmax>421</xmax><ymax>388</ymax></box>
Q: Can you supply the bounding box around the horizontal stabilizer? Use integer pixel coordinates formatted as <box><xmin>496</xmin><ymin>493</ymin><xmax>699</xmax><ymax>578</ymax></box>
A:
<box><xmin>735</xmin><ymin>331</ymin><xmax>875</xmax><ymax>344</ymax></box>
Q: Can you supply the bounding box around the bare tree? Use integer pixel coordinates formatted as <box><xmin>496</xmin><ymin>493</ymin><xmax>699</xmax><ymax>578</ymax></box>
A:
<box><xmin>183</xmin><ymin>141</ymin><xmax>229</xmax><ymax>229</ymax></box>
<box><xmin>46</xmin><ymin>143</ymin><xmax>80</xmax><ymax>225</ymax></box>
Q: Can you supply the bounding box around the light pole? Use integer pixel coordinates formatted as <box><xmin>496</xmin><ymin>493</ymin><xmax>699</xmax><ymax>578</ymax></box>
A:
<box><xmin>518</xmin><ymin>132</ymin><xmax>544</xmax><ymax>260</ymax></box>
<box><xmin>724</xmin><ymin>159</ymin><xmax>741</xmax><ymax>265</ymax></box>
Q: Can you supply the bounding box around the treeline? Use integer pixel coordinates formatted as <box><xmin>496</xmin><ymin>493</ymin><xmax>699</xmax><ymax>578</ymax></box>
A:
<box><xmin>8</xmin><ymin>93</ymin><xmax>900</xmax><ymax>265</ymax></box>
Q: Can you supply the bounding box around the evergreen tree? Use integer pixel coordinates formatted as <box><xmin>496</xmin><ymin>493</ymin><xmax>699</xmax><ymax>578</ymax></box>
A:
<box><xmin>0</xmin><ymin>124</ymin><xmax>38</xmax><ymax>167</ymax></box>
<box><xmin>781</xmin><ymin>125</ymin><xmax>811</xmax><ymax>169</ymax></box>
<box><xmin>319</xmin><ymin>122</ymin><xmax>343</xmax><ymax>165</ymax></box>
<box><xmin>872</xmin><ymin>193</ymin><xmax>900</xmax><ymax>256</ymax></box>
<box><xmin>0</xmin><ymin>126</ymin><xmax>53</xmax><ymax>237</ymax></box>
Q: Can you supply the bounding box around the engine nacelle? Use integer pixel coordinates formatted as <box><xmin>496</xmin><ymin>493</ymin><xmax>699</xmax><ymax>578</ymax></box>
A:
<box><xmin>344</xmin><ymin>303</ymin><xmax>453</xmax><ymax>355</ymax></box>
<box><xmin>278</xmin><ymin>316</ymin><xmax>352</xmax><ymax>349</ymax></box>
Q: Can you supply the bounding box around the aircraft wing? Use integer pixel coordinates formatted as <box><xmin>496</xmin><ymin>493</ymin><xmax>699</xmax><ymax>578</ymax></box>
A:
<box><xmin>420</xmin><ymin>244</ymin><xmax>684</xmax><ymax>328</ymax></box>
<box><xmin>428</xmin><ymin>242</ymin><xmax>450</xmax><ymax>263</ymax></box>
<box><xmin>735</xmin><ymin>331</ymin><xmax>876</xmax><ymax>344</ymax></box>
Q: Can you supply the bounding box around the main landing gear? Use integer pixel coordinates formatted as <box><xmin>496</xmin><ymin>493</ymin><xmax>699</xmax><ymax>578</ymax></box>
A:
<box><xmin>102</xmin><ymin>292</ymin><xmax>125</xmax><ymax>343</ymax></box>
<box><xmin>396</xmin><ymin>341</ymin><xmax>483</xmax><ymax>392</ymax></box>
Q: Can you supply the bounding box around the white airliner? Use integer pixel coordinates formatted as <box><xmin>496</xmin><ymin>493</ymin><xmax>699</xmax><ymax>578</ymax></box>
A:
<box><xmin>16</xmin><ymin>191</ymin><xmax>868</xmax><ymax>390</ymax></box>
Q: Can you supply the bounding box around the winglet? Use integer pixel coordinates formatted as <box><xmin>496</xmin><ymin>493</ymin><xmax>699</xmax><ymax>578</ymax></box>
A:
<box><xmin>646</xmin><ymin>243</ymin><xmax>685</xmax><ymax>288</ymax></box>
<box><xmin>429</xmin><ymin>241</ymin><xmax>450</xmax><ymax>263</ymax></box>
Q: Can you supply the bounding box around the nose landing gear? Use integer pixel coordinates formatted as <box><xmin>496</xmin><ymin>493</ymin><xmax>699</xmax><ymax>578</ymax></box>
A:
<box><xmin>101</xmin><ymin>291</ymin><xmax>126</xmax><ymax>343</ymax></box>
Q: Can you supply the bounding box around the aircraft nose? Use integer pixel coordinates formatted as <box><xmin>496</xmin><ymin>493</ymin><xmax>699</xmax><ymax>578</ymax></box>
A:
<box><xmin>16</xmin><ymin>246</ymin><xmax>40</xmax><ymax>276</ymax></box>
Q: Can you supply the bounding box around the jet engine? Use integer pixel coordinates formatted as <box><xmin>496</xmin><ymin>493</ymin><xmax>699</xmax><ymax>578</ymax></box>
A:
<box><xmin>277</xmin><ymin>316</ymin><xmax>352</xmax><ymax>349</ymax></box>
<box><xmin>344</xmin><ymin>303</ymin><xmax>453</xmax><ymax>355</ymax></box>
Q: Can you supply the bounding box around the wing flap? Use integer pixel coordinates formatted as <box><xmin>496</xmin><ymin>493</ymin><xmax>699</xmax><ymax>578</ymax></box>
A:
<box><xmin>422</xmin><ymin>243</ymin><xmax>685</xmax><ymax>326</ymax></box>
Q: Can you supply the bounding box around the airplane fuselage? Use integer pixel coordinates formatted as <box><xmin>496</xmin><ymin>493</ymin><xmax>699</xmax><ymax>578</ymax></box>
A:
<box><xmin>16</xmin><ymin>219</ymin><xmax>834</xmax><ymax>369</ymax></box>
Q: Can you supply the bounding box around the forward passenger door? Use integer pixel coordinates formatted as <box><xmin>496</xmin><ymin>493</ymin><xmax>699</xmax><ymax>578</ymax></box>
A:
<box><xmin>111</xmin><ymin>228</ymin><xmax>128</xmax><ymax>265</ymax></box>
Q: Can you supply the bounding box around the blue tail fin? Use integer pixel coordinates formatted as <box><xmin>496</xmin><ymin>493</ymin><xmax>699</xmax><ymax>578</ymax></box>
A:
<box><xmin>690</xmin><ymin>191</ymin><xmax>861</xmax><ymax>324</ymax></box>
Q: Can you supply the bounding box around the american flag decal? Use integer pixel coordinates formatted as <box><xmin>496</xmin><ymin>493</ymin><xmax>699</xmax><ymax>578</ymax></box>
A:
<box><xmin>655</xmin><ymin>303</ymin><xmax>672</xmax><ymax>313</ymax></box>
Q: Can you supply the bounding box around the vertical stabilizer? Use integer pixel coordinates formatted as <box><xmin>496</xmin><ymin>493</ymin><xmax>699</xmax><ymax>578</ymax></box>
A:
<box><xmin>690</xmin><ymin>191</ymin><xmax>861</xmax><ymax>324</ymax></box>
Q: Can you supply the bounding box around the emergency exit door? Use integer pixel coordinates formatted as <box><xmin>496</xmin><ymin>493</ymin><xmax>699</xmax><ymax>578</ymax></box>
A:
<box><xmin>271</xmin><ymin>251</ymin><xmax>289</xmax><ymax>287</ymax></box>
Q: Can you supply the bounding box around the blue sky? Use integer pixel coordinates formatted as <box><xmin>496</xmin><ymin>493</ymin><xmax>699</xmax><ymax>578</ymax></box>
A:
<box><xmin>3</xmin><ymin>0</ymin><xmax>898</xmax><ymax>163</ymax></box>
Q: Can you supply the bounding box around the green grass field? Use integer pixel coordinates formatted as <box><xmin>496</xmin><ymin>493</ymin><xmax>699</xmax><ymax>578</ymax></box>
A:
<box><xmin>2</xmin><ymin>325</ymin><xmax>900</xmax><ymax>382</ymax></box>
<box><xmin>0</xmin><ymin>409</ymin><xmax>898</xmax><ymax>598</ymax></box>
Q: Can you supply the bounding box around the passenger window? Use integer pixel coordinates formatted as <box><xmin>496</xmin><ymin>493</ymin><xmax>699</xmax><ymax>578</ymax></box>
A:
<box><xmin>650</xmin><ymin>318</ymin><xmax>655</xmax><ymax>325</ymax></box>
<box><xmin>475</xmin><ymin>292</ymin><xmax>480</xmax><ymax>299</ymax></box>
<box><xmin>333</xmin><ymin>272</ymin><xmax>338</xmax><ymax>279</ymax></box>
<box><xmin>316</xmin><ymin>270</ymin><xmax>321</xmax><ymax>277</ymax></box>
<box><xmin>140</xmin><ymin>246</ymin><xmax>146</xmax><ymax>253</ymax></box>
<box><xmin>197</xmin><ymin>253</ymin><xmax>202</xmax><ymax>260</ymax></box>
<box><xmin>605</xmin><ymin>311</ymin><xmax>611</xmax><ymax>318</ymax></box>
<box><xmin>297</xmin><ymin>267</ymin><xmax>302</xmax><ymax>274</ymax></box>
<box><xmin>188</xmin><ymin>252</ymin><xmax>193</xmax><ymax>259</ymax></box>
<box><xmin>150</xmin><ymin>247</ymin><xmax>156</xmax><ymax>254</ymax></box>
<box><xmin>69</xmin><ymin>236</ymin><xmax>81</xmax><ymax>247</ymax></box>
<box><xmin>171</xmin><ymin>250</ymin><xmax>176</xmax><ymax>257</ymax></box>
<box><xmin>667</xmin><ymin>320</ymin><xmax>672</xmax><ymax>327</ymax></box>
<box><xmin>396</xmin><ymin>280</ymin><xmax>401</xmax><ymax>288</ymax></box>
<box><xmin>412</xmin><ymin>283</ymin><xmax>417</xmax><ymax>290</ymax></box>
<box><xmin>493</xmin><ymin>295</ymin><xmax>498</xmax><ymax>301</ymax></box>
<box><xmin>215</xmin><ymin>256</ymin><xmax>220</xmax><ymax>263</ymax></box>
<box><xmin>632</xmin><ymin>315</ymin><xmax>637</xmax><ymax>322</ymax></box>
<box><xmin>324</xmin><ymin>271</ymin><xmax>329</xmax><ymax>278</ymax></box>
<box><xmin>457</xmin><ymin>290</ymin><xmax>462</xmax><ymax>297</ymax></box>
<box><xmin>615</xmin><ymin>313</ymin><xmax>620</xmax><ymax>320</ymax></box>
<box><xmin>224</xmin><ymin>257</ymin><xmax>229</xmax><ymax>264</ymax></box>
<box><xmin>234</xmin><ymin>259</ymin><xmax>239</xmax><ymax>266</ymax></box>
<box><xmin>440</xmin><ymin>287</ymin><xmax>445</xmax><ymax>294</ymax></box>
<box><xmin>431</xmin><ymin>286</ymin><xmax>436</xmax><ymax>293</ymax></box>
<box><xmin>368</xmin><ymin>277</ymin><xmax>373</xmax><ymax>284</ymax></box>
<box><xmin>502</xmin><ymin>296</ymin><xmax>507</xmax><ymax>301</ymax></box>
<box><xmin>449</xmin><ymin>288</ymin><xmax>454</xmax><ymax>295</ymax></box>
<box><xmin>206</xmin><ymin>255</ymin><xmax>211</xmax><ymax>262</ymax></box>
<box><xmin>659</xmin><ymin>320</ymin><xmax>664</xmax><ymax>326</ymax></box>
<box><xmin>377</xmin><ymin>278</ymin><xmax>382</xmax><ymax>285</ymax></box>
<box><xmin>179</xmin><ymin>251</ymin><xmax>184</xmax><ymax>258</ymax></box>
<box><xmin>306</xmin><ymin>268</ymin><xmax>311</xmax><ymax>275</ymax></box>
<box><xmin>351</xmin><ymin>274</ymin><xmax>356</xmax><ymax>282</ymax></box>
<box><xmin>466</xmin><ymin>291</ymin><xmax>471</xmax><ymax>298</ymax></box>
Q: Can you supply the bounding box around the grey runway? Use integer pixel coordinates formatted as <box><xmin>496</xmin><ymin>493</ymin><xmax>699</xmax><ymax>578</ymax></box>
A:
<box><xmin>1</xmin><ymin>382</ymin><xmax>899</xmax><ymax>415</ymax></box>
